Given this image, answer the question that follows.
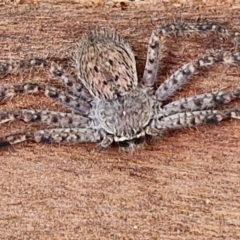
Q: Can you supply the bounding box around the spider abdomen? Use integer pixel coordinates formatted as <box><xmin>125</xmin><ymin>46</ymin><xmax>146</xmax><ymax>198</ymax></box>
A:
<box><xmin>73</xmin><ymin>30</ymin><xmax>138</xmax><ymax>100</ymax></box>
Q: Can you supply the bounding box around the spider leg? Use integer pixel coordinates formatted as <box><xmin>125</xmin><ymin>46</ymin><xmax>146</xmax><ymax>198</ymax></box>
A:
<box><xmin>157</xmin><ymin>21</ymin><xmax>240</xmax><ymax>45</ymax></box>
<box><xmin>0</xmin><ymin>58</ymin><xmax>47</xmax><ymax>74</ymax></box>
<box><xmin>0</xmin><ymin>57</ymin><xmax>93</xmax><ymax>102</ymax></box>
<box><xmin>148</xmin><ymin>108</ymin><xmax>240</xmax><ymax>135</ymax></box>
<box><xmin>143</xmin><ymin>30</ymin><xmax>160</xmax><ymax>87</ymax></box>
<box><xmin>143</xmin><ymin>21</ymin><xmax>240</xmax><ymax>87</ymax></box>
<box><xmin>0</xmin><ymin>109</ymin><xmax>91</xmax><ymax>127</ymax></box>
<box><xmin>50</xmin><ymin>62</ymin><xmax>92</xmax><ymax>102</ymax></box>
<box><xmin>162</xmin><ymin>89</ymin><xmax>240</xmax><ymax>116</ymax></box>
<box><xmin>0</xmin><ymin>83</ymin><xmax>91</xmax><ymax>116</ymax></box>
<box><xmin>0</xmin><ymin>128</ymin><xmax>101</xmax><ymax>148</ymax></box>
<box><xmin>155</xmin><ymin>51</ymin><xmax>240</xmax><ymax>101</ymax></box>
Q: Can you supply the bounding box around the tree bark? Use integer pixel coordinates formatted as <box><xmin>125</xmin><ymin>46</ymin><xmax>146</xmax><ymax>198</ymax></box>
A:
<box><xmin>0</xmin><ymin>1</ymin><xmax>240</xmax><ymax>239</ymax></box>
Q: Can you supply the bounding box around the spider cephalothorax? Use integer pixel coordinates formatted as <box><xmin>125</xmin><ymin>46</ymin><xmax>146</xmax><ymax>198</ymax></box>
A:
<box><xmin>1</xmin><ymin>22</ymin><xmax>240</xmax><ymax>150</ymax></box>
<box><xmin>91</xmin><ymin>87</ymin><xmax>156</xmax><ymax>147</ymax></box>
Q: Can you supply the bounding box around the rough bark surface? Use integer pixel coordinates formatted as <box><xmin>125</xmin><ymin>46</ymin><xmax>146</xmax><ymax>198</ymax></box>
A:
<box><xmin>0</xmin><ymin>0</ymin><xmax>240</xmax><ymax>239</ymax></box>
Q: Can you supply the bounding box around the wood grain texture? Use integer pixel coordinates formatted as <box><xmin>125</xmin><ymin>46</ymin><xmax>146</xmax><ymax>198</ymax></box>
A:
<box><xmin>1</xmin><ymin>0</ymin><xmax>240</xmax><ymax>239</ymax></box>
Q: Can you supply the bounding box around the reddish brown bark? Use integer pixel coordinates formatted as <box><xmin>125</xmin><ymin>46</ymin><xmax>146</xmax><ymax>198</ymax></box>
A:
<box><xmin>0</xmin><ymin>1</ymin><xmax>240</xmax><ymax>239</ymax></box>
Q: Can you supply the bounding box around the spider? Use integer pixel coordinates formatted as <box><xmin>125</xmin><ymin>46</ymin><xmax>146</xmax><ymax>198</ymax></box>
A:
<box><xmin>1</xmin><ymin>21</ymin><xmax>240</xmax><ymax>150</ymax></box>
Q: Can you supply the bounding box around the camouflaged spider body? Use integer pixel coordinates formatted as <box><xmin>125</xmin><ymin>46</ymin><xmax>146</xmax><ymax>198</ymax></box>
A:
<box><xmin>1</xmin><ymin>22</ymin><xmax>240</xmax><ymax>150</ymax></box>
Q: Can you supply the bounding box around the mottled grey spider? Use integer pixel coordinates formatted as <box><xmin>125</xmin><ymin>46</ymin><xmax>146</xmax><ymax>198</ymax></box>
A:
<box><xmin>1</xmin><ymin>21</ymin><xmax>240</xmax><ymax>150</ymax></box>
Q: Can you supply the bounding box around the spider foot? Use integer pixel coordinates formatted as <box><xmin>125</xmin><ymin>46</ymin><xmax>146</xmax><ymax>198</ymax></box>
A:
<box><xmin>0</xmin><ymin>128</ymin><xmax>100</xmax><ymax>149</ymax></box>
<box><xmin>157</xmin><ymin>21</ymin><xmax>240</xmax><ymax>46</ymax></box>
<box><xmin>0</xmin><ymin>132</ymin><xmax>33</xmax><ymax>148</ymax></box>
<box><xmin>162</xmin><ymin>89</ymin><xmax>240</xmax><ymax>117</ymax></box>
<box><xmin>0</xmin><ymin>58</ymin><xmax>48</xmax><ymax>74</ymax></box>
<box><xmin>195</xmin><ymin>51</ymin><xmax>240</xmax><ymax>68</ymax></box>
<box><xmin>154</xmin><ymin>108</ymin><xmax>240</xmax><ymax>132</ymax></box>
<box><xmin>0</xmin><ymin>83</ymin><xmax>43</xmax><ymax>101</ymax></box>
<box><xmin>0</xmin><ymin>109</ymin><xmax>91</xmax><ymax>128</ymax></box>
<box><xmin>96</xmin><ymin>134</ymin><xmax>113</xmax><ymax>151</ymax></box>
<box><xmin>0</xmin><ymin>82</ymin><xmax>90</xmax><ymax>115</ymax></box>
